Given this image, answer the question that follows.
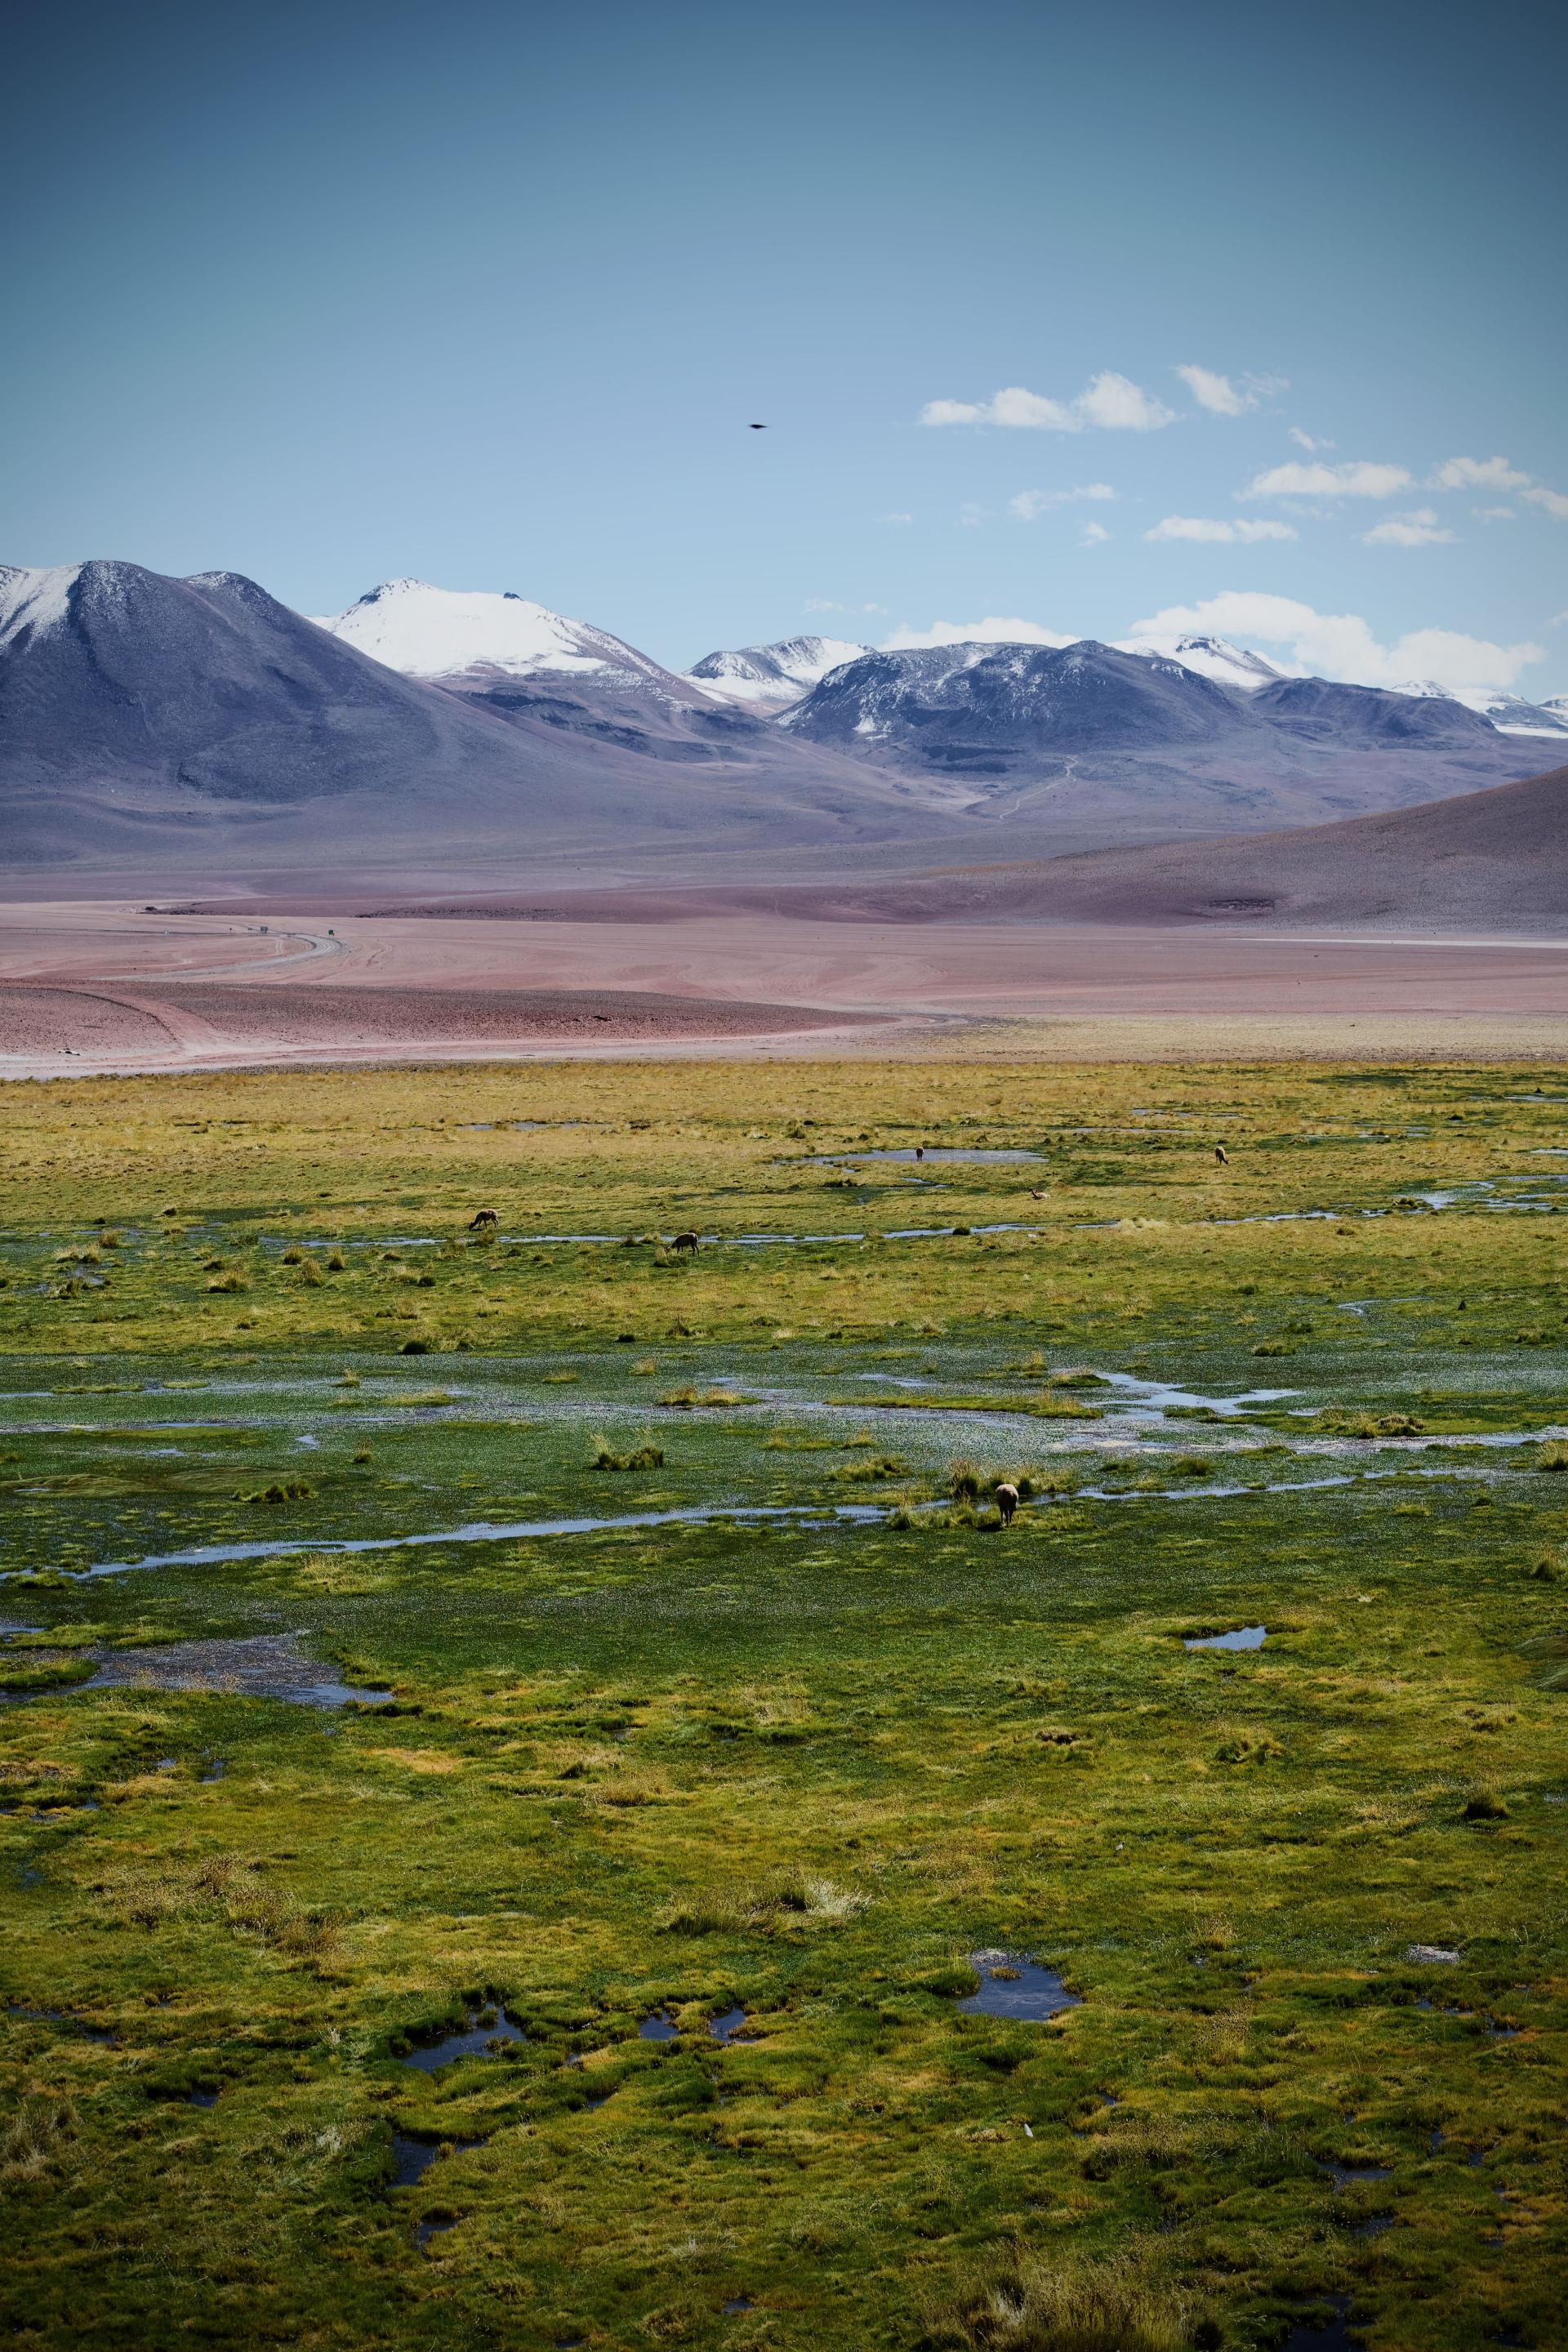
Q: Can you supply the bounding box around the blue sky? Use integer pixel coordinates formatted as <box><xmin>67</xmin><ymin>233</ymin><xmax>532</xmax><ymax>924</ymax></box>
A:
<box><xmin>6</xmin><ymin>0</ymin><xmax>1565</xmax><ymax>692</ymax></box>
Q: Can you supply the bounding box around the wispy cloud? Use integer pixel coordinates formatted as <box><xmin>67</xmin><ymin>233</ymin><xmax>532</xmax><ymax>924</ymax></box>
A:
<box><xmin>1080</xmin><ymin>520</ymin><xmax>1111</xmax><ymax>546</ymax></box>
<box><xmin>1362</xmin><ymin>507</ymin><xmax>1454</xmax><ymax>547</ymax></box>
<box><xmin>1009</xmin><ymin>483</ymin><xmax>1117</xmax><ymax>519</ymax></box>
<box><xmin>1241</xmin><ymin>460</ymin><xmax>1413</xmax><ymax>501</ymax></box>
<box><xmin>1130</xmin><ymin>590</ymin><xmax>1540</xmax><ymax>692</ymax></box>
<box><xmin>920</xmin><ymin>373</ymin><xmax>1174</xmax><ymax>432</ymax></box>
<box><xmin>1474</xmin><ymin>506</ymin><xmax>1516</xmax><ymax>522</ymax></box>
<box><xmin>805</xmin><ymin>598</ymin><xmax>887</xmax><ymax>614</ymax></box>
<box><xmin>1431</xmin><ymin>455</ymin><xmax>1530</xmax><ymax>491</ymax></box>
<box><xmin>1176</xmin><ymin>365</ymin><xmax>1287</xmax><ymax>416</ymax></box>
<box><xmin>1428</xmin><ymin>457</ymin><xmax>1566</xmax><ymax>520</ymax></box>
<box><xmin>879</xmin><ymin>511</ymin><xmax>914</xmax><ymax>525</ymax></box>
<box><xmin>880</xmin><ymin>617</ymin><xmax>1075</xmax><ymax>651</ymax></box>
<box><xmin>1289</xmin><ymin>426</ymin><xmax>1332</xmax><ymax>452</ymax></box>
<box><xmin>1146</xmin><ymin>515</ymin><xmax>1298</xmax><ymax>543</ymax></box>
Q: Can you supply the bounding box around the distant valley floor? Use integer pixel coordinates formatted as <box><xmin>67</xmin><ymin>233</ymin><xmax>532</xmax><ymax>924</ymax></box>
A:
<box><xmin>0</xmin><ymin>900</ymin><xmax>1563</xmax><ymax>1076</ymax></box>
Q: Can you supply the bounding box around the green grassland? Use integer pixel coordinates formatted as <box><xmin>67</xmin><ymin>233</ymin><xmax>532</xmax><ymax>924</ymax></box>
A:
<box><xmin>1</xmin><ymin>1059</ymin><xmax>1566</xmax><ymax>2351</ymax></box>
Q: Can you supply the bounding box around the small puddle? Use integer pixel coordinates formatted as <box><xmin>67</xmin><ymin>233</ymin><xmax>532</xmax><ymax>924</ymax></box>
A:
<box><xmin>1184</xmin><ymin>1626</ymin><xmax>1267</xmax><ymax>1651</ymax></box>
<box><xmin>957</xmin><ymin>1950</ymin><xmax>1080</xmax><ymax>2021</ymax></box>
<box><xmin>391</xmin><ymin>2129</ymin><xmax>487</xmax><ymax>2185</ymax></box>
<box><xmin>708</xmin><ymin>2005</ymin><xmax>751</xmax><ymax>2044</ymax></box>
<box><xmin>1316</xmin><ymin>2159</ymin><xmax>1392</xmax><ymax>2189</ymax></box>
<box><xmin>1280</xmin><ymin>2298</ymin><xmax>1360</xmax><ymax>2352</ymax></box>
<box><xmin>401</xmin><ymin>2005</ymin><xmax>526</xmax><ymax>2070</ymax></box>
<box><xmin>6</xmin><ymin>2004</ymin><xmax>116</xmax><ymax>2045</ymax></box>
<box><xmin>77</xmin><ymin>1633</ymin><xmax>391</xmax><ymax>1709</ymax></box>
<box><xmin>639</xmin><ymin>2010</ymin><xmax>679</xmax><ymax>2042</ymax></box>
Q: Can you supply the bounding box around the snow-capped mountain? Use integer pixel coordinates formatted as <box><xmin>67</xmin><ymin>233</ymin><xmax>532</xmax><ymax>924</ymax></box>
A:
<box><xmin>1113</xmin><ymin>632</ymin><xmax>1286</xmax><ymax>694</ymax></box>
<box><xmin>785</xmin><ymin>639</ymin><xmax>1262</xmax><ymax>757</ymax></box>
<box><xmin>1388</xmin><ymin>679</ymin><xmax>1568</xmax><ymax>737</ymax></box>
<box><xmin>685</xmin><ymin>635</ymin><xmax>872</xmax><ymax>712</ymax></box>
<box><xmin>313</xmin><ymin>578</ymin><xmax>696</xmax><ymax>699</ymax></box>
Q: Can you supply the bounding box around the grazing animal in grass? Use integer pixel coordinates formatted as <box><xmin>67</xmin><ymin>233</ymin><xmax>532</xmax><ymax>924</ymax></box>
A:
<box><xmin>915</xmin><ymin>1145</ymin><xmax>924</xmax><ymax>1160</ymax></box>
<box><xmin>1214</xmin><ymin>1145</ymin><xmax>1230</xmax><ymax>1165</ymax></box>
<box><xmin>1029</xmin><ymin>1188</ymin><xmax>1048</xmax><ymax>1200</ymax></box>
<box><xmin>468</xmin><ymin>1209</ymin><xmax>500</xmax><ymax>1230</ymax></box>
<box><xmin>671</xmin><ymin>1230</ymin><xmax>699</xmax><ymax>1254</ymax></box>
<box><xmin>995</xmin><ymin>1481</ymin><xmax>1020</xmax><ymax>1527</ymax></box>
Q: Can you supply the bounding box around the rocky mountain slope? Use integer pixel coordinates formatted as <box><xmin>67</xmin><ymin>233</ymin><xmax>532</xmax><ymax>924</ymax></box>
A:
<box><xmin>755</xmin><ymin>762</ymin><xmax>1568</xmax><ymax>934</ymax></box>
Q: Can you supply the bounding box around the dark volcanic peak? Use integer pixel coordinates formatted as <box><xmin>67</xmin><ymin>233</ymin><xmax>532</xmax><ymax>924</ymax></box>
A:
<box><xmin>1251</xmin><ymin>674</ymin><xmax>1505</xmax><ymax>748</ymax></box>
<box><xmin>0</xmin><ymin>558</ymin><xmax>518</xmax><ymax>804</ymax></box>
<box><xmin>785</xmin><ymin>638</ymin><xmax>1258</xmax><ymax>767</ymax></box>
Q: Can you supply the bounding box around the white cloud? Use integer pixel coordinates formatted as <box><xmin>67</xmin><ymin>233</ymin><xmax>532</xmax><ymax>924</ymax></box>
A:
<box><xmin>1362</xmin><ymin>507</ymin><xmax>1455</xmax><ymax>547</ymax></box>
<box><xmin>1176</xmin><ymin>364</ymin><xmax>1250</xmax><ymax>416</ymax></box>
<box><xmin>1076</xmin><ymin>372</ymin><xmax>1176</xmax><ymax>430</ymax></box>
<box><xmin>1080</xmin><ymin>521</ymin><xmax>1111</xmax><ymax>546</ymax></box>
<box><xmin>1129</xmin><ymin>590</ymin><xmax>1540</xmax><ymax>693</ymax></box>
<box><xmin>1289</xmin><ymin>426</ymin><xmax>1330</xmax><ymax>452</ymax></box>
<box><xmin>879</xmin><ymin>511</ymin><xmax>914</xmax><ymax>525</ymax></box>
<box><xmin>880</xmin><ymin>617</ymin><xmax>1076</xmax><ymax>651</ymax></box>
<box><xmin>1145</xmin><ymin>515</ymin><xmax>1298</xmax><ymax>543</ymax></box>
<box><xmin>1241</xmin><ymin>460</ymin><xmax>1413</xmax><ymax>501</ymax></box>
<box><xmin>1420</xmin><ymin>459</ymin><xmax>1568</xmax><ymax>523</ymax></box>
<box><xmin>1432</xmin><ymin>455</ymin><xmax>1530</xmax><ymax>491</ymax></box>
<box><xmin>1009</xmin><ymin>483</ymin><xmax>1117</xmax><ymax>519</ymax></box>
<box><xmin>805</xmin><ymin>599</ymin><xmax>887</xmax><ymax>614</ymax></box>
<box><xmin>1176</xmin><ymin>365</ymin><xmax>1286</xmax><ymax>416</ymax></box>
<box><xmin>1475</xmin><ymin>506</ymin><xmax>1516</xmax><ymax>522</ymax></box>
<box><xmin>920</xmin><ymin>372</ymin><xmax>1174</xmax><ymax>433</ymax></box>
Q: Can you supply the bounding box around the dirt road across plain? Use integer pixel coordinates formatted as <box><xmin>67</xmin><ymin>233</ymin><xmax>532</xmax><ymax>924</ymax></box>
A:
<box><xmin>0</xmin><ymin>900</ymin><xmax>1562</xmax><ymax>1076</ymax></box>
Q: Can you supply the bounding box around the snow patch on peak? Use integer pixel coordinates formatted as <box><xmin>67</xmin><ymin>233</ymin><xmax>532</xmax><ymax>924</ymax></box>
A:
<box><xmin>1114</xmin><ymin>632</ymin><xmax>1285</xmax><ymax>693</ymax></box>
<box><xmin>1388</xmin><ymin>678</ymin><xmax>1568</xmax><ymax>737</ymax></box>
<box><xmin>313</xmin><ymin>578</ymin><xmax>666</xmax><ymax>685</ymax></box>
<box><xmin>0</xmin><ymin>563</ymin><xmax>82</xmax><ymax>650</ymax></box>
<box><xmin>685</xmin><ymin>634</ymin><xmax>871</xmax><ymax>710</ymax></box>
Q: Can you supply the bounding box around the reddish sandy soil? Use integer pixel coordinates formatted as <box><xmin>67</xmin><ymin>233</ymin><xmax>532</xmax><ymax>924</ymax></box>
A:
<box><xmin>0</xmin><ymin>901</ymin><xmax>1563</xmax><ymax>1076</ymax></box>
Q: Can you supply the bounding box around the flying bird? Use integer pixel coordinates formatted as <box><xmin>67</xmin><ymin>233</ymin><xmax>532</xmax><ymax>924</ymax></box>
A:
<box><xmin>749</xmin><ymin>422</ymin><xmax>767</xmax><ymax>430</ymax></box>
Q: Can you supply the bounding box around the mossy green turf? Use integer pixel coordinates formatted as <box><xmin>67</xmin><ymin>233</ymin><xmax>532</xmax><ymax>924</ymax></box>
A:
<box><xmin>1</xmin><ymin>1060</ymin><xmax>1566</xmax><ymax>2350</ymax></box>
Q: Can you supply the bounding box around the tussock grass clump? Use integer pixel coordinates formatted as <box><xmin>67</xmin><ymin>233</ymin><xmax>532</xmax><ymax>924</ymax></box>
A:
<box><xmin>923</xmin><ymin>2251</ymin><xmax>1187</xmax><ymax>2352</ymax></box>
<box><xmin>0</xmin><ymin>2099</ymin><xmax>75</xmax><ymax>2189</ymax></box>
<box><xmin>591</xmin><ymin>1440</ymin><xmax>665</xmax><ymax>1472</ymax></box>
<box><xmin>659</xmin><ymin>1873</ymin><xmax>867</xmax><ymax>1935</ymax></box>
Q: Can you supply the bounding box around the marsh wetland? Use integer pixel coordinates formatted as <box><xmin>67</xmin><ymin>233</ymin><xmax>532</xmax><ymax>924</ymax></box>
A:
<box><xmin>1</xmin><ymin>1059</ymin><xmax>1565</xmax><ymax>2350</ymax></box>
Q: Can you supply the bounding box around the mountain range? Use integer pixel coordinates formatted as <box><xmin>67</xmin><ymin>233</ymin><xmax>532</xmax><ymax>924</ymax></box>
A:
<box><xmin>2</xmin><ymin>562</ymin><xmax>1562</xmax><ymax>889</ymax></box>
